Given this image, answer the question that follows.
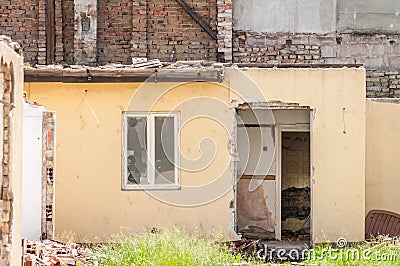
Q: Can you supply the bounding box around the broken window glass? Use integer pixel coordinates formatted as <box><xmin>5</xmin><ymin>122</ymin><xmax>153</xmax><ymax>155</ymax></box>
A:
<box><xmin>127</xmin><ymin>116</ymin><xmax>148</xmax><ymax>185</ymax></box>
<box><xmin>123</xmin><ymin>113</ymin><xmax>179</xmax><ymax>189</ymax></box>
<box><xmin>154</xmin><ymin>116</ymin><xmax>175</xmax><ymax>184</ymax></box>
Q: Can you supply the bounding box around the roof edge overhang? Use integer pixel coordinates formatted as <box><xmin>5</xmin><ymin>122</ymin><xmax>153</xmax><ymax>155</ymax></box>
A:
<box><xmin>24</xmin><ymin>68</ymin><xmax>223</xmax><ymax>83</ymax></box>
<box><xmin>24</xmin><ymin>63</ymin><xmax>363</xmax><ymax>83</ymax></box>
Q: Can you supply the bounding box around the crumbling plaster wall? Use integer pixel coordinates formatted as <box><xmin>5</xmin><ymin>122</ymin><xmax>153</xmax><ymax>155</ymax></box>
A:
<box><xmin>226</xmin><ymin>67</ymin><xmax>366</xmax><ymax>243</ymax></box>
<box><xmin>337</xmin><ymin>1</ymin><xmax>400</xmax><ymax>34</ymax></box>
<box><xmin>233</xmin><ymin>0</ymin><xmax>400</xmax><ymax>35</ymax></box>
<box><xmin>233</xmin><ymin>0</ymin><xmax>337</xmax><ymax>33</ymax></box>
<box><xmin>25</xmin><ymin>67</ymin><xmax>366</xmax><ymax>243</ymax></box>
<box><xmin>232</xmin><ymin>0</ymin><xmax>400</xmax><ymax>97</ymax></box>
<box><xmin>0</xmin><ymin>37</ymin><xmax>24</xmax><ymax>266</ymax></box>
<box><xmin>233</xmin><ymin>32</ymin><xmax>400</xmax><ymax>97</ymax></box>
<box><xmin>73</xmin><ymin>0</ymin><xmax>97</xmax><ymax>65</ymax></box>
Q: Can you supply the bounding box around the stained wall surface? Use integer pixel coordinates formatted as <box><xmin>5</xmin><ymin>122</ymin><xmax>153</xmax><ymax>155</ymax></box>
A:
<box><xmin>337</xmin><ymin>1</ymin><xmax>400</xmax><ymax>33</ymax></box>
<box><xmin>233</xmin><ymin>0</ymin><xmax>337</xmax><ymax>33</ymax></box>
<box><xmin>25</xmin><ymin>67</ymin><xmax>366</xmax><ymax>243</ymax></box>
<box><xmin>25</xmin><ymin>81</ymin><xmax>234</xmax><ymax>240</ymax></box>
<box><xmin>227</xmin><ymin>67</ymin><xmax>366</xmax><ymax>243</ymax></box>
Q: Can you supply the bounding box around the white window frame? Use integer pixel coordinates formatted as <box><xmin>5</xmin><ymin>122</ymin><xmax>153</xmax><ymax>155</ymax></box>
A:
<box><xmin>122</xmin><ymin>112</ymin><xmax>180</xmax><ymax>190</ymax></box>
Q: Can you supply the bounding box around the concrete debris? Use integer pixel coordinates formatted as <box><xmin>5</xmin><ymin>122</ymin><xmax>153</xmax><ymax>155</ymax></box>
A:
<box><xmin>23</xmin><ymin>239</ymin><xmax>97</xmax><ymax>266</ymax></box>
<box><xmin>24</xmin><ymin>58</ymin><xmax>224</xmax><ymax>72</ymax></box>
<box><xmin>281</xmin><ymin>229</ymin><xmax>310</xmax><ymax>241</ymax></box>
<box><xmin>229</xmin><ymin>239</ymin><xmax>261</xmax><ymax>256</ymax></box>
<box><xmin>0</xmin><ymin>35</ymin><xmax>23</xmax><ymax>55</ymax></box>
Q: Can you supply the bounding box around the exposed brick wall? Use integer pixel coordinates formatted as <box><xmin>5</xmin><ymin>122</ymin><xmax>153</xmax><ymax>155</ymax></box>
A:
<box><xmin>233</xmin><ymin>31</ymin><xmax>324</xmax><ymax>64</ymax></box>
<box><xmin>54</xmin><ymin>0</ymin><xmax>63</xmax><ymax>62</ymax></box>
<box><xmin>366</xmin><ymin>71</ymin><xmax>400</xmax><ymax>98</ymax></box>
<box><xmin>62</xmin><ymin>0</ymin><xmax>74</xmax><ymax>64</ymax></box>
<box><xmin>0</xmin><ymin>68</ymin><xmax>13</xmax><ymax>265</ymax></box>
<box><xmin>0</xmin><ymin>0</ymin><xmax>226</xmax><ymax>64</ymax></box>
<box><xmin>233</xmin><ymin>31</ymin><xmax>400</xmax><ymax>67</ymax></box>
<box><xmin>0</xmin><ymin>0</ymin><xmax>40</xmax><ymax>63</ymax></box>
<box><xmin>2</xmin><ymin>0</ymin><xmax>400</xmax><ymax>81</ymax></box>
<box><xmin>233</xmin><ymin>31</ymin><xmax>400</xmax><ymax>97</ymax></box>
<box><xmin>217</xmin><ymin>0</ymin><xmax>232</xmax><ymax>62</ymax></box>
<box><xmin>41</xmin><ymin>111</ymin><xmax>55</xmax><ymax>239</ymax></box>
<box><xmin>130</xmin><ymin>0</ymin><xmax>147</xmax><ymax>58</ymax></box>
<box><xmin>145</xmin><ymin>0</ymin><xmax>217</xmax><ymax>62</ymax></box>
<box><xmin>37</xmin><ymin>0</ymin><xmax>46</xmax><ymax>64</ymax></box>
<box><xmin>96</xmin><ymin>0</ymin><xmax>219</xmax><ymax>63</ymax></box>
<box><xmin>97</xmin><ymin>0</ymin><xmax>133</xmax><ymax>65</ymax></box>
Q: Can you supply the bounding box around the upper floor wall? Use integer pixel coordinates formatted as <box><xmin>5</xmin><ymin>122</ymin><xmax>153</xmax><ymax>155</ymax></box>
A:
<box><xmin>233</xmin><ymin>0</ymin><xmax>400</xmax><ymax>34</ymax></box>
<box><xmin>338</xmin><ymin>1</ymin><xmax>400</xmax><ymax>33</ymax></box>
<box><xmin>233</xmin><ymin>0</ymin><xmax>337</xmax><ymax>33</ymax></box>
<box><xmin>1</xmin><ymin>0</ymin><xmax>399</xmax><ymax>66</ymax></box>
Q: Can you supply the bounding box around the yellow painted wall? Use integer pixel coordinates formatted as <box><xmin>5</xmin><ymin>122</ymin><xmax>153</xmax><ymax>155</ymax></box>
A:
<box><xmin>226</xmin><ymin>68</ymin><xmax>366</xmax><ymax>243</ymax></box>
<box><xmin>25</xmin><ymin>67</ymin><xmax>366</xmax><ymax>243</ymax></box>
<box><xmin>366</xmin><ymin>100</ymin><xmax>400</xmax><ymax>215</ymax></box>
<box><xmin>25</xmin><ymin>81</ymin><xmax>234</xmax><ymax>241</ymax></box>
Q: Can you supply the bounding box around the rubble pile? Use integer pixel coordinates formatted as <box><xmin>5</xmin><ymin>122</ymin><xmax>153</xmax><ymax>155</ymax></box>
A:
<box><xmin>23</xmin><ymin>240</ymin><xmax>97</xmax><ymax>266</ymax></box>
<box><xmin>229</xmin><ymin>239</ymin><xmax>261</xmax><ymax>256</ymax></box>
<box><xmin>281</xmin><ymin>229</ymin><xmax>310</xmax><ymax>241</ymax></box>
<box><xmin>24</xmin><ymin>58</ymin><xmax>224</xmax><ymax>71</ymax></box>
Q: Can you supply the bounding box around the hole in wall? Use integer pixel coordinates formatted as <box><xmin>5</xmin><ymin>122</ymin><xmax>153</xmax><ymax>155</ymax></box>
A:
<box><xmin>336</xmin><ymin>37</ymin><xmax>342</xmax><ymax>44</ymax></box>
<box><xmin>390</xmin><ymin>40</ymin><xmax>396</xmax><ymax>45</ymax></box>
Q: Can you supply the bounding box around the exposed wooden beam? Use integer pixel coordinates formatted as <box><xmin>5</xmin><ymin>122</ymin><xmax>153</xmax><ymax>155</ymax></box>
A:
<box><xmin>174</xmin><ymin>0</ymin><xmax>217</xmax><ymax>40</ymax></box>
<box><xmin>240</xmin><ymin>175</ymin><xmax>276</xmax><ymax>180</ymax></box>
<box><xmin>46</xmin><ymin>0</ymin><xmax>55</xmax><ymax>64</ymax></box>
<box><xmin>24</xmin><ymin>68</ymin><xmax>222</xmax><ymax>83</ymax></box>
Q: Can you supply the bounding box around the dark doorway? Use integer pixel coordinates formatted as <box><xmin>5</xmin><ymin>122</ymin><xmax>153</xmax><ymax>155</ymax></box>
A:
<box><xmin>281</xmin><ymin>132</ymin><xmax>311</xmax><ymax>241</ymax></box>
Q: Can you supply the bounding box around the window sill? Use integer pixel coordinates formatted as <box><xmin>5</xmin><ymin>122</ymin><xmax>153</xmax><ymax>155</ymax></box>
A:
<box><xmin>122</xmin><ymin>184</ymin><xmax>181</xmax><ymax>191</ymax></box>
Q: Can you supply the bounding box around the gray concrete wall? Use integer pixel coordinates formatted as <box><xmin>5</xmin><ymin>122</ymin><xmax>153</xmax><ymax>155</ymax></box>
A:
<box><xmin>337</xmin><ymin>0</ymin><xmax>400</xmax><ymax>33</ymax></box>
<box><xmin>232</xmin><ymin>0</ymin><xmax>337</xmax><ymax>33</ymax></box>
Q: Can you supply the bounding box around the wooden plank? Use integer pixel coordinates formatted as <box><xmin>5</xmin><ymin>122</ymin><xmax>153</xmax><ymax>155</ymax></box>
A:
<box><xmin>174</xmin><ymin>0</ymin><xmax>217</xmax><ymax>40</ymax></box>
<box><xmin>46</xmin><ymin>0</ymin><xmax>55</xmax><ymax>64</ymax></box>
<box><xmin>234</xmin><ymin>63</ymin><xmax>363</xmax><ymax>68</ymax></box>
<box><xmin>24</xmin><ymin>68</ymin><xmax>221</xmax><ymax>83</ymax></box>
<box><xmin>240</xmin><ymin>175</ymin><xmax>275</xmax><ymax>180</ymax></box>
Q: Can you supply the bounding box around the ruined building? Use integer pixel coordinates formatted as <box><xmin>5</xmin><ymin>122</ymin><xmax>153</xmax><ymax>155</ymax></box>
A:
<box><xmin>0</xmin><ymin>36</ymin><xmax>24</xmax><ymax>266</ymax></box>
<box><xmin>2</xmin><ymin>0</ymin><xmax>400</xmax><ymax>253</ymax></box>
<box><xmin>0</xmin><ymin>1</ymin><xmax>399</xmax><ymax>97</ymax></box>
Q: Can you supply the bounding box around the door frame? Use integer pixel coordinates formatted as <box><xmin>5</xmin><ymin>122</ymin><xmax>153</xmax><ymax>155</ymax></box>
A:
<box><xmin>275</xmin><ymin>124</ymin><xmax>310</xmax><ymax>240</ymax></box>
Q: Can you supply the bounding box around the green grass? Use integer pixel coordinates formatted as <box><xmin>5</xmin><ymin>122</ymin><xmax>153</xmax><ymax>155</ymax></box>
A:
<box><xmin>301</xmin><ymin>237</ymin><xmax>400</xmax><ymax>266</ymax></box>
<box><xmin>93</xmin><ymin>228</ymin><xmax>242</xmax><ymax>266</ymax></box>
<box><xmin>93</xmin><ymin>231</ymin><xmax>400</xmax><ymax>266</ymax></box>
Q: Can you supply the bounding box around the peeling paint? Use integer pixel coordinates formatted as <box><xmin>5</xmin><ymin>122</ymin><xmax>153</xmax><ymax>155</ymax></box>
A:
<box><xmin>236</xmin><ymin>179</ymin><xmax>275</xmax><ymax>240</ymax></box>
